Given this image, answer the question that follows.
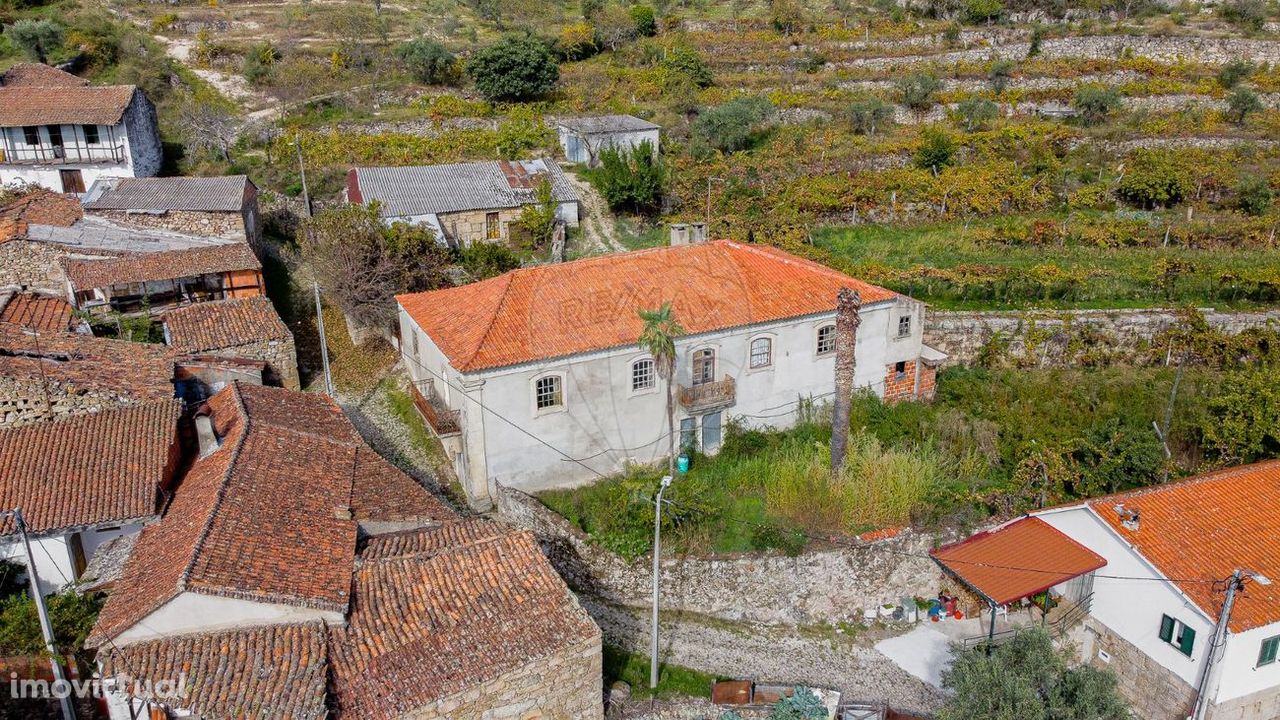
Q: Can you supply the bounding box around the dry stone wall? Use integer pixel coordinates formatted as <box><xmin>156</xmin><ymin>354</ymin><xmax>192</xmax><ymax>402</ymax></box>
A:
<box><xmin>496</xmin><ymin>486</ymin><xmax>947</xmax><ymax>626</ymax></box>
<box><xmin>923</xmin><ymin>308</ymin><xmax>1280</xmax><ymax>368</ymax></box>
<box><xmin>0</xmin><ymin>376</ymin><xmax>140</xmax><ymax>429</ymax></box>
<box><xmin>0</xmin><ymin>241</ymin><xmax>68</xmax><ymax>294</ymax></box>
<box><xmin>87</xmin><ymin>210</ymin><xmax>245</xmax><ymax>240</ymax></box>
<box><xmin>194</xmin><ymin>338</ymin><xmax>299</xmax><ymax>390</ymax></box>
<box><xmin>1082</xmin><ymin>617</ymin><xmax>1197</xmax><ymax>720</ymax></box>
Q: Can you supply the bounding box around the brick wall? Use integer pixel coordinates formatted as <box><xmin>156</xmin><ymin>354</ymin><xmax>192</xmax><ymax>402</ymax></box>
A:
<box><xmin>409</xmin><ymin>636</ymin><xmax>602</xmax><ymax>720</ymax></box>
<box><xmin>881</xmin><ymin>360</ymin><xmax>937</xmax><ymax>403</ymax></box>
<box><xmin>0</xmin><ymin>240</ymin><xmax>68</xmax><ymax>293</ymax></box>
<box><xmin>1082</xmin><ymin>616</ymin><xmax>1197</xmax><ymax>720</ymax></box>
<box><xmin>88</xmin><ymin>209</ymin><xmax>245</xmax><ymax>239</ymax></box>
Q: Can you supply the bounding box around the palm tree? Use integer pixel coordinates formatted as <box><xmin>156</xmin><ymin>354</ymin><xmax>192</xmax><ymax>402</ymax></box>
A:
<box><xmin>638</xmin><ymin>303</ymin><xmax>686</xmax><ymax>476</ymax></box>
<box><xmin>831</xmin><ymin>288</ymin><xmax>862</xmax><ymax>474</ymax></box>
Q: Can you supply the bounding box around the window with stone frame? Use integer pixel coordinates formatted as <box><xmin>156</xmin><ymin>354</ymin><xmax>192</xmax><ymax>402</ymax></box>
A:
<box><xmin>534</xmin><ymin>375</ymin><xmax>563</xmax><ymax>410</ymax></box>
<box><xmin>749</xmin><ymin>337</ymin><xmax>772</xmax><ymax>369</ymax></box>
<box><xmin>631</xmin><ymin>358</ymin><xmax>655</xmax><ymax>391</ymax></box>
<box><xmin>691</xmin><ymin>349</ymin><xmax>715</xmax><ymax>386</ymax></box>
<box><xmin>816</xmin><ymin>325</ymin><xmax>836</xmax><ymax>355</ymax></box>
<box><xmin>898</xmin><ymin>315</ymin><xmax>912</xmax><ymax>338</ymax></box>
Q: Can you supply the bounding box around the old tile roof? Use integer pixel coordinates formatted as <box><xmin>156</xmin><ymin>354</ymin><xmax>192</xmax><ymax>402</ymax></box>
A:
<box><xmin>931</xmin><ymin>517</ymin><xmax>1107</xmax><ymax>607</ymax></box>
<box><xmin>0</xmin><ymin>189</ymin><xmax>83</xmax><ymax>227</ymax></box>
<box><xmin>327</xmin><ymin>520</ymin><xmax>600</xmax><ymax>717</ymax></box>
<box><xmin>1086</xmin><ymin>461</ymin><xmax>1280</xmax><ymax>633</ymax></box>
<box><xmin>83</xmin><ymin>175</ymin><xmax>252</xmax><ymax>213</ymax></box>
<box><xmin>0</xmin><ymin>325</ymin><xmax>177</xmax><ymax>404</ymax></box>
<box><xmin>0</xmin><ymin>400</ymin><xmax>182</xmax><ymax>537</ymax></box>
<box><xmin>558</xmin><ymin>114</ymin><xmax>660</xmax><ymax>134</ymax></box>
<box><xmin>0</xmin><ymin>292</ymin><xmax>76</xmax><ymax>333</ymax></box>
<box><xmin>397</xmin><ymin>239</ymin><xmax>900</xmax><ymax>372</ymax></box>
<box><xmin>88</xmin><ymin>383</ymin><xmax>454</xmax><ymax>648</ymax></box>
<box><xmin>163</xmin><ymin>296</ymin><xmax>290</xmax><ymax>352</ymax></box>
<box><xmin>78</xmin><ymin>533</ymin><xmax>137</xmax><ymax>593</ymax></box>
<box><xmin>0</xmin><ymin>63</ymin><xmax>87</xmax><ymax>87</ymax></box>
<box><xmin>100</xmin><ymin>621</ymin><xmax>329</xmax><ymax>720</ymax></box>
<box><xmin>349</xmin><ymin>159</ymin><xmax>579</xmax><ymax>217</ymax></box>
<box><xmin>0</xmin><ymin>85</ymin><xmax>136</xmax><ymax>127</ymax></box>
<box><xmin>63</xmin><ymin>241</ymin><xmax>260</xmax><ymax>289</ymax></box>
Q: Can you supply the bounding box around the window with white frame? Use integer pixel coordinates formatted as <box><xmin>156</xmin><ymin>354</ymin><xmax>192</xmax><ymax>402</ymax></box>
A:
<box><xmin>1159</xmin><ymin>614</ymin><xmax>1196</xmax><ymax>657</ymax></box>
<box><xmin>534</xmin><ymin>375</ymin><xmax>563</xmax><ymax>410</ymax></box>
<box><xmin>692</xmin><ymin>349</ymin><xmax>715</xmax><ymax>386</ymax></box>
<box><xmin>632</xmin><ymin>358</ymin><xmax>655</xmax><ymax>391</ymax></box>
<box><xmin>749</xmin><ymin>337</ymin><xmax>772</xmax><ymax>369</ymax></box>
<box><xmin>816</xmin><ymin>325</ymin><xmax>836</xmax><ymax>355</ymax></box>
<box><xmin>1259</xmin><ymin>635</ymin><xmax>1279</xmax><ymax>667</ymax></box>
<box><xmin>898</xmin><ymin>315</ymin><xmax>912</xmax><ymax>338</ymax></box>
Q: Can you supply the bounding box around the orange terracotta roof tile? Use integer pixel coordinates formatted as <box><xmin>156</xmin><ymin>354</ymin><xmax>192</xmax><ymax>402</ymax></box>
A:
<box><xmin>0</xmin><ymin>400</ymin><xmax>182</xmax><ymax>536</ymax></box>
<box><xmin>0</xmin><ymin>326</ymin><xmax>176</xmax><ymax>407</ymax></box>
<box><xmin>931</xmin><ymin>517</ymin><xmax>1107</xmax><ymax>606</ymax></box>
<box><xmin>397</xmin><ymin>239</ymin><xmax>899</xmax><ymax>372</ymax></box>
<box><xmin>0</xmin><ymin>63</ymin><xmax>87</xmax><ymax>87</ymax></box>
<box><xmin>0</xmin><ymin>85</ymin><xmax>135</xmax><ymax>127</ymax></box>
<box><xmin>163</xmin><ymin>296</ymin><xmax>290</xmax><ymax>351</ymax></box>
<box><xmin>1087</xmin><ymin>461</ymin><xmax>1280</xmax><ymax>632</ymax></box>
<box><xmin>63</xmin><ymin>242</ymin><xmax>260</xmax><ymax>289</ymax></box>
<box><xmin>99</xmin><ymin>621</ymin><xmax>329</xmax><ymax>719</ymax></box>
<box><xmin>0</xmin><ymin>292</ymin><xmax>76</xmax><ymax>333</ymax></box>
<box><xmin>0</xmin><ymin>189</ymin><xmax>82</xmax><ymax>227</ymax></box>
<box><xmin>327</xmin><ymin>521</ymin><xmax>600</xmax><ymax>717</ymax></box>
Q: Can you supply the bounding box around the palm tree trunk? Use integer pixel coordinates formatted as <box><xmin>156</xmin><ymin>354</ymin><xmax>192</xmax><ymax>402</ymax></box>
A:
<box><xmin>831</xmin><ymin>288</ymin><xmax>862</xmax><ymax>474</ymax></box>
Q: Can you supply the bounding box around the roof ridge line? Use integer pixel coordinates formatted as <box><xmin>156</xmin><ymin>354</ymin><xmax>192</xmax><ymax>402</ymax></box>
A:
<box><xmin>1086</xmin><ymin>458</ymin><xmax>1280</xmax><ymax>507</ymax></box>
<box><xmin>462</xmin><ymin>272</ymin><xmax>517</xmax><ymax>368</ymax></box>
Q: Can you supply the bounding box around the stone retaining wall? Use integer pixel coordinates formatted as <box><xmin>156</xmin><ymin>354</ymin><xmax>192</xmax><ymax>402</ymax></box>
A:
<box><xmin>923</xmin><ymin>308</ymin><xmax>1280</xmax><ymax>368</ymax></box>
<box><xmin>1081</xmin><ymin>616</ymin><xmax>1197</xmax><ymax>720</ymax></box>
<box><xmin>88</xmin><ymin>209</ymin><xmax>245</xmax><ymax>240</ymax></box>
<box><xmin>495</xmin><ymin>485</ymin><xmax>947</xmax><ymax>626</ymax></box>
<box><xmin>0</xmin><ymin>240</ymin><xmax>68</xmax><ymax>294</ymax></box>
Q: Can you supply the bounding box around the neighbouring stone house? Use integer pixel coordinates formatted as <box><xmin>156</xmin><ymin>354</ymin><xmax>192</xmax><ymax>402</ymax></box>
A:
<box><xmin>162</xmin><ymin>296</ymin><xmax>299</xmax><ymax>390</ymax></box>
<box><xmin>0</xmin><ymin>400</ymin><xmax>183</xmax><ymax>595</ymax></box>
<box><xmin>0</xmin><ymin>63</ymin><xmax>162</xmax><ymax>193</ymax></box>
<box><xmin>347</xmin><ymin>159</ymin><xmax>580</xmax><ymax>247</ymax></box>
<box><xmin>88</xmin><ymin>383</ymin><xmax>603</xmax><ymax>720</ymax></box>
<box><xmin>396</xmin><ymin>239</ymin><xmax>944</xmax><ymax>507</ymax></box>
<box><xmin>937</xmin><ymin>463</ymin><xmax>1280</xmax><ymax>720</ymax></box>
<box><xmin>83</xmin><ymin>174</ymin><xmax>262</xmax><ymax>244</ymax></box>
<box><xmin>557</xmin><ymin>114</ymin><xmax>661</xmax><ymax>166</ymax></box>
<box><xmin>62</xmin><ymin>241</ymin><xmax>264</xmax><ymax>315</ymax></box>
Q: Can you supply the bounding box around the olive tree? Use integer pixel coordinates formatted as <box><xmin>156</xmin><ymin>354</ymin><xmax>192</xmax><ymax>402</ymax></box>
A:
<box><xmin>467</xmin><ymin>35</ymin><xmax>559</xmax><ymax>102</ymax></box>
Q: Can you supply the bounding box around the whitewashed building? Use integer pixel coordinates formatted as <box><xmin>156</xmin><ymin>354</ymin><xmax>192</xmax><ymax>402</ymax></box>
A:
<box><xmin>396</xmin><ymin>239</ymin><xmax>944</xmax><ymax>507</ymax></box>
<box><xmin>557</xmin><ymin>115</ymin><xmax>660</xmax><ymax>166</ymax></box>
<box><xmin>0</xmin><ymin>64</ymin><xmax>162</xmax><ymax>193</ymax></box>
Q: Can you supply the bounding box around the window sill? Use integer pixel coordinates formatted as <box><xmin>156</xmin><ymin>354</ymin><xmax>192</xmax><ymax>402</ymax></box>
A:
<box><xmin>533</xmin><ymin>405</ymin><xmax>567</xmax><ymax>418</ymax></box>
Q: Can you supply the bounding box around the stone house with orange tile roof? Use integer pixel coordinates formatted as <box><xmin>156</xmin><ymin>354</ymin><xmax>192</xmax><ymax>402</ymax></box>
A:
<box><xmin>395</xmin><ymin>239</ymin><xmax>945</xmax><ymax>507</ymax></box>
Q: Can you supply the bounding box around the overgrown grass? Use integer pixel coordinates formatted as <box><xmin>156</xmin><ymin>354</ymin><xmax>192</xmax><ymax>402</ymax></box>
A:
<box><xmin>602</xmin><ymin>644</ymin><xmax>716</xmax><ymax>700</ymax></box>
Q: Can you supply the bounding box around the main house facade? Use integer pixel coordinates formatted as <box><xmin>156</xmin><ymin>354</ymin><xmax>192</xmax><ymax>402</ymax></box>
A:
<box><xmin>396</xmin><ymin>240</ymin><xmax>943</xmax><ymax>507</ymax></box>
<box><xmin>0</xmin><ymin>64</ymin><xmax>162</xmax><ymax>193</ymax></box>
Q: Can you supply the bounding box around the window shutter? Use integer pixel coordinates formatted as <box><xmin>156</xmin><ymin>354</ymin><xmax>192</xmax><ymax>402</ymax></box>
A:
<box><xmin>1179</xmin><ymin>626</ymin><xmax>1196</xmax><ymax>656</ymax></box>
<box><xmin>1159</xmin><ymin>615</ymin><xmax>1175</xmax><ymax>643</ymax></box>
<box><xmin>1260</xmin><ymin>637</ymin><xmax>1279</xmax><ymax>666</ymax></box>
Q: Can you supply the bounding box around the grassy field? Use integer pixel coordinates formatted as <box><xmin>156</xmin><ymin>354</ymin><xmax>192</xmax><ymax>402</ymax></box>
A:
<box><xmin>602</xmin><ymin>644</ymin><xmax>717</xmax><ymax>700</ymax></box>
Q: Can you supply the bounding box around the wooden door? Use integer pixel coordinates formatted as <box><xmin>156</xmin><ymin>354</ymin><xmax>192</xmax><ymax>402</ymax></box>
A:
<box><xmin>59</xmin><ymin>169</ymin><xmax>85</xmax><ymax>194</ymax></box>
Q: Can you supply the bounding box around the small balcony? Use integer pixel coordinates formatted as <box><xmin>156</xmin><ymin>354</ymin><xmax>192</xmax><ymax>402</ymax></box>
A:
<box><xmin>679</xmin><ymin>375</ymin><xmax>736</xmax><ymax>412</ymax></box>
<box><xmin>411</xmin><ymin>379</ymin><xmax>460</xmax><ymax>437</ymax></box>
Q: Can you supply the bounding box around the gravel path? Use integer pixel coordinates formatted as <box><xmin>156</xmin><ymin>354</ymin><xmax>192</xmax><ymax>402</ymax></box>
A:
<box><xmin>565</xmin><ymin>171</ymin><xmax>626</xmax><ymax>255</ymax></box>
<box><xmin>584</xmin><ymin>598</ymin><xmax>946</xmax><ymax>717</ymax></box>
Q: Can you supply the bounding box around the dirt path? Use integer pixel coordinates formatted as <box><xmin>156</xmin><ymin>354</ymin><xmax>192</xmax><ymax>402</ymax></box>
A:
<box><xmin>565</xmin><ymin>171</ymin><xmax>625</xmax><ymax>255</ymax></box>
<box><xmin>584</xmin><ymin>598</ymin><xmax>946</xmax><ymax>716</ymax></box>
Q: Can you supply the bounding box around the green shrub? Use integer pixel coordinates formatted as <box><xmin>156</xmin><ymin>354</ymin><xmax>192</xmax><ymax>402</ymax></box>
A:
<box><xmin>1226</xmin><ymin>86</ymin><xmax>1262</xmax><ymax>125</ymax></box>
<box><xmin>630</xmin><ymin>4</ymin><xmax>657</xmax><ymax>36</ymax></box>
<box><xmin>589</xmin><ymin>140</ymin><xmax>665</xmax><ymax>212</ymax></box>
<box><xmin>1236</xmin><ymin>176</ymin><xmax>1274</xmax><ymax>216</ymax></box>
<box><xmin>242</xmin><ymin>42</ymin><xmax>278</xmax><ymax>85</ymax></box>
<box><xmin>1072</xmin><ymin>84</ymin><xmax>1121</xmax><ymax>127</ymax></box>
<box><xmin>1117</xmin><ymin>149</ymin><xmax>1192</xmax><ymax>208</ymax></box>
<box><xmin>896</xmin><ymin>71</ymin><xmax>942</xmax><ymax>112</ymax></box>
<box><xmin>395</xmin><ymin>38</ymin><xmax>455</xmax><ymax>85</ymax></box>
<box><xmin>953</xmin><ymin>97</ymin><xmax>999</xmax><ymax>132</ymax></box>
<box><xmin>1217</xmin><ymin>60</ymin><xmax>1254</xmax><ymax>89</ymax></box>
<box><xmin>989</xmin><ymin>59</ymin><xmax>1016</xmax><ymax>93</ymax></box>
<box><xmin>556</xmin><ymin>21</ymin><xmax>598</xmax><ymax>61</ymax></box>
<box><xmin>467</xmin><ymin>35</ymin><xmax>559</xmax><ymax>102</ymax></box>
<box><xmin>659</xmin><ymin>45</ymin><xmax>713</xmax><ymax>88</ymax></box>
<box><xmin>4</xmin><ymin>19</ymin><xmax>64</xmax><ymax>63</ymax></box>
<box><xmin>964</xmin><ymin>0</ymin><xmax>1003</xmax><ymax>23</ymax></box>
<box><xmin>459</xmin><ymin>241</ymin><xmax>520</xmax><ymax>279</ymax></box>
<box><xmin>1218</xmin><ymin>0</ymin><xmax>1268</xmax><ymax>30</ymax></box>
<box><xmin>847</xmin><ymin>99</ymin><xmax>895</xmax><ymax>135</ymax></box>
<box><xmin>914</xmin><ymin>125</ymin><xmax>957</xmax><ymax>171</ymax></box>
<box><xmin>693</xmin><ymin>96</ymin><xmax>775</xmax><ymax>153</ymax></box>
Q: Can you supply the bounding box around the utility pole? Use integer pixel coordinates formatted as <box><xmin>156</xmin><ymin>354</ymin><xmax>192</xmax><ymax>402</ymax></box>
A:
<box><xmin>705</xmin><ymin>177</ymin><xmax>724</xmax><ymax>235</ymax></box>
<box><xmin>649</xmin><ymin>474</ymin><xmax>673</xmax><ymax>690</ymax></box>
<box><xmin>295</xmin><ymin>135</ymin><xmax>312</xmax><ymax>219</ymax></box>
<box><xmin>313</xmin><ymin>282</ymin><xmax>333</xmax><ymax>397</ymax></box>
<box><xmin>1154</xmin><ymin>349</ymin><xmax>1185</xmax><ymax>482</ymax></box>
<box><xmin>4</xmin><ymin>509</ymin><xmax>76</xmax><ymax>720</ymax></box>
<box><xmin>1192</xmin><ymin>569</ymin><xmax>1271</xmax><ymax>720</ymax></box>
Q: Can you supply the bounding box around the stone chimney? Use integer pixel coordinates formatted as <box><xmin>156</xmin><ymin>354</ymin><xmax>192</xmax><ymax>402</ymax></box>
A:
<box><xmin>194</xmin><ymin>414</ymin><xmax>220</xmax><ymax>458</ymax></box>
<box><xmin>669</xmin><ymin>223</ymin><xmax>690</xmax><ymax>246</ymax></box>
<box><xmin>689</xmin><ymin>222</ymin><xmax>708</xmax><ymax>244</ymax></box>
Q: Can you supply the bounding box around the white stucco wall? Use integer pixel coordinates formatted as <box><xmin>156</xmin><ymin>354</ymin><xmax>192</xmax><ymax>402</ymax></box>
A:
<box><xmin>114</xmin><ymin>592</ymin><xmax>344</xmax><ymax>646</ymax></box>
<box><xmin>1214</xmin><ymin>621</ymin><xmax>1280</xmax><ymax>704</ymax></box>
<box><xmin>0</xmin><ymin>523</ymin><xmax>143</xmax><ymax>595</ymax></box>
<box><xmin>401</xmin><ymin>296</ymin><xmax>929</xmax><ymax>498</ymax></box>
<box><xmin>559</xmin><ymin>127</ymin><xmax>661</xmax><ymax>164</ymax></box>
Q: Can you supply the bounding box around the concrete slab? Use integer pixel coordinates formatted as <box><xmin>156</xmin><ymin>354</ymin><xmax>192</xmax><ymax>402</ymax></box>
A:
<box><xmin>874</xmin><ymin>625</ymin><xmax>955</xmax><ymax>690</ymax></box>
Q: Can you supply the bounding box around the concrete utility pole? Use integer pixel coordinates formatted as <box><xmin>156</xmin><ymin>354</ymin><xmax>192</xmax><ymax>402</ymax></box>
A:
<box><xmin>313</xmin><ymin>282</ymin><xmax>334</xmax><ymax>397</ymax></box>
<box><xmin>3</xmin><ymin>509</ymin><xmax>76</xmax><ymax>720</ymax></box>
<box><xmin>1192</xmin><ymin>569</ymin><xmax>1271</xmax><ymax>720</ymax></box>
<box><xmin>649</xmin><ymin>474</ymin><xmax>673</xmax><ymax>690</ymax></box>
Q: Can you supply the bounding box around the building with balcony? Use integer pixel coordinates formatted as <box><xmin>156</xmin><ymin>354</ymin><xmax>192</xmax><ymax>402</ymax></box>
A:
<box><xmin>0</xmin><ymin>64</ymin><xmax>162</xmax><ymax>193</ymax></box>
<box><xmin>396</xmin><ymin>239</ymin><xmax>944</xmax><ymax>508</ymax></box>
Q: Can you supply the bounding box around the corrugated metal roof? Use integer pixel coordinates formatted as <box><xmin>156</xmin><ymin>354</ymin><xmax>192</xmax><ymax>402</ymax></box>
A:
<box><xmin>558</xmin><ymin>114</ymin><xmax>660</xmax><ymax>134</ymax></box>
<box><xmin>83</xmin><ymin>176</ymin><xmax>251</xmax><ymax>213</ymax></box>
<box><xmin>353</xmin><ymin>159</ymin><xmax>579</xmax><ymax>218</ymax></box>
<box><xmin>931</xmin><ymin>517</ymin><xmax>1107</xmax><ymax>606</ymax></box>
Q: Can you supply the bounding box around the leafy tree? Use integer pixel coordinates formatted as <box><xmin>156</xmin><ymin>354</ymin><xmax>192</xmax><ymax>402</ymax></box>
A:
<box><xmin>591</xmin><ymin>141</ymin><xmax>665</xmax><ymax>212</ymax></box>
<box><xmin>517</xmin><ymin>178</ymin><xmax>559</xmax><ymax>250</ymax></box>
<box><xmin>395</xmin><ymin>38</ymin><xmax>456</xmax><ymax>84</ymax></box>
<box><xmin>1216</xmin><ymin>60</ymin><xmax>1254</xmax><ymax>89</ymax></box>
<box><xmin>1202</xmin><ymin>364</ymin><xmax>1280</xmax><ymax>461</ymax></box>
<box><xmin>1072</xmin><ymin>84</ymin><xmax>1121</xmax><ymax>126</ymax></box>
<box><xmin>768</xmin><ymin>0</ymin><xmax>808</xmax><ymax>34</ymax></box>
<box><xmin>659</xmin><ymin>45</ymin><xmax>713</xmax><ymax>88</ymax></box>
<box><xmin>460</xmin><ymin>242</ymin><xmax>520</xmax><ymax>279</ymax></box>
<box><xmin>954</xmin><ymin>97</ymin><xmax>999</xmax><ymax>132</ymax></box>
<box><xmin>1117</xmin><ymin>149</ymin><xmax>1191</xmax><ymax>208</ymax></box>
<box><xmin>914</xmin><ymin>125</ymin><xmax>957</xmax><ymax>172</ymax></box>
<box><xmin>557</xmin><ymin>22</ymin><xmax>598</xmax><ymax>60</ymax></box>
<box><xmin>630</xmin><ymin>4</ymin><xmax>657</xmax><ymax>36</ymax></box>
<box><xmin>593</xmin><ymin>4</ymin><xmax>638</xmax><ymax>50</ymax></box>
<box><xmin>1236</xmin><ymin>176</ymin><xmax>1274</xmax><ymax>216</ymax></box>
<box><xmin>1027</xmin><ymin>25</ymin><xmax>1043</xmax><ymax>57</ymax></box>
<box><xmin>4</xmin><ymin>20</ymin><xmax>64</xmax><ymax>64</ymax></box>
<box><xmin>1226</xmin><ymin>86</ymin><xmax>1262</xmax><ymax>126</ymax></box>
<box><xmin>989</xmin><ymin>59</ymin><xmax>1016</xmax><ymax>93</ymax></box>
<box><xmin>848</xmin><ymin>99</ymin><xmax>895</xmax><ymax>135</ymax></box>
<box><xmin>0</xmin><ymin>591</ymin><xmax>103</xmax><ymax>659</ymax></box>
<box><xmin>1073</xmin><ymin>418</ymin><xmax>1166</xmax><ymax>495</ymax></box>
<box><xmin>692</xmin><ymin>96</ymin><xmax>775</xmax><ymax>153</ymax></box>
<box><xmin>467</xmin><ymin>35</ymin><xmax>559</xmax><ymax>102</ymax></box>
<box><xmin>896</xmin><ymin>71</ymin><xmax>943</xmax><ymax>112</ymax></box>
<box><xmin>581</xmin><ymin>0</ymin><xmax>604</xmax><ymax>19</ymax></box>
<box><xmin>965</xmin><ymin>0</ymin><xmax>1003</xmax><ymax>24</ymax></box>
<box><xmin>1219</xmin><ymin>0</ymin><xmax>1267</xmax><ymax>30</ymax></box>
<box><xmin>938</xmin><ymin>628</ymin><xmax>1129</xmax><ymax>720</ymax></box>
<box><xmin>638</xmin><ymin>303</ymin><xmax>685</xmax><ymax>477</ymax></box>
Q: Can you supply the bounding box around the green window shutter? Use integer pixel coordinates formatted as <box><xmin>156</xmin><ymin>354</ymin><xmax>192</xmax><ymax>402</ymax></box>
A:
<box><xmin>1159</xmin><ymin>615</ymin><xmax>1175</xmax><ymax>643</ymax></box>
<box><xmin>1179</xmin><ymin>626</ymin><xmax>1196</xmax><ymax>656</ymax></box>
<box><xmin>1260</xmin><ymin>637</ymin><xmax>1280</xmax><ymax>666</ymax></box>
